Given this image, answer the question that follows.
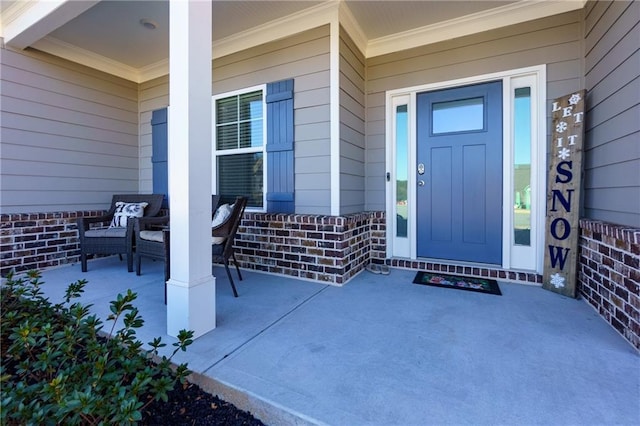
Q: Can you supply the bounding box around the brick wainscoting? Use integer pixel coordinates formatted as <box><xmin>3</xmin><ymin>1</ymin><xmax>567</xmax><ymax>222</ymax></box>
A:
<box><xmin>0</xmin><ymin>211</ymin><xmax>105</xmax><ymax>275</ymax></box>
<box><xmin>578</xmin><ymin>219</ymin><xmax>640</xmax><ymax>351</ymax></box>
<box><xmin>235</xmin><ymin>211</ymin><xmax>386</xmax><ymax>285</ymax></box>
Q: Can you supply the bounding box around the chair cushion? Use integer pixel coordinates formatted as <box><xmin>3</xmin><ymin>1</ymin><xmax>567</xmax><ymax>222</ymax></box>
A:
<box><xmin>109</xmin><ymin>202</ymin><xmax>148</xmax><ymax>228</ymax></box>
<box><xmin>212</xmin><ymin>236</ymin><xmax>227</xmax><ymax>245</ymax></box>
<box><xmin>140</xmin><ymin>230</ymin><xmax>164</xmax><ymax>242</ymax></box>
<box><xmin>211</xmin><ymin>243</ymin><xmax>224</xmax><ymax>255</ymax></box>
<box><xmin>85</xmin><ymin>227</ymin><xmax>128</xmax><ymax>238</ymax></box>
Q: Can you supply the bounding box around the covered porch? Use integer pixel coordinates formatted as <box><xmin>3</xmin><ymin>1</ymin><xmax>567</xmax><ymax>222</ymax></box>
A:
<box><xmin>36</xmin><ymin>256</ymin><xmax>639</xmax><ymax>425</ymax></box>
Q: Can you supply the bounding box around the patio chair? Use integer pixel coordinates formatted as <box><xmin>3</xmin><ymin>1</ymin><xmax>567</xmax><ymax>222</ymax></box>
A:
<box><xmin>212</xmin><ymin>196</ymin><xmax>248</xmax><ymax>298</ymax></box>
<box><xmin>135</xmin><ymin>195</ymin><xmax>222</xmax><ymax>303</ymax></box>
<box><xmin>76</xmin><ymin>194</ymin><xmax>164</xmax><ymax>273</ymax></box>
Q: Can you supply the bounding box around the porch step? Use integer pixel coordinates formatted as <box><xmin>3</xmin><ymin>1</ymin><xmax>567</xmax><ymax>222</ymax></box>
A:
<box><xmin>189</xmin><ymin>370</ymin><xmax>323</xmax><ymax>426</ymax></box>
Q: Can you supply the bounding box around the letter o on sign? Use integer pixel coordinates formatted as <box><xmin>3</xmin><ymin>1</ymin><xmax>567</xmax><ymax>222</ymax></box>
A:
<box><xmin>550</xmin><ymin>217</ymin><xmax>571</xmax><ymax>240</ymax></box>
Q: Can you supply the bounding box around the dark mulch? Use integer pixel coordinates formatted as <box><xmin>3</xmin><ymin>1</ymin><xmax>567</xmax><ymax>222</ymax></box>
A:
<box><xmin>142</xmin><ymin>381</ymin><xmax>265</xmax><ymax>426</ymax></box>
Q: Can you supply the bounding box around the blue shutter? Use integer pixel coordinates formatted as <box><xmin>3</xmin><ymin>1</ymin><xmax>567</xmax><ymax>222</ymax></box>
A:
<box><xmin>151</xmin><ymin>108</ymin><xmax>169</xmax><ymax>208</ymax></box>
<box><xmin>266</xmin><ymin>79</ymin><xmax>295</xmax><ymax>213</ymax></box>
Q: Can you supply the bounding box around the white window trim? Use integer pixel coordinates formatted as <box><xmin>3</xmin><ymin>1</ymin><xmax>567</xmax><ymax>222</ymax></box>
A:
<box><xmin>386</xmin><ymin>94</ymin><xmax>413</xmax><ymax>259</ymax></box>
<box><xmin>385</xmin><ymin>65</ymin><xmax>547</xmax><ymax>273</ymax></box>
<box><xmin>211</xmin><ymin>84</ymin><xmax>268</xmax><ymax>212</ymax></box>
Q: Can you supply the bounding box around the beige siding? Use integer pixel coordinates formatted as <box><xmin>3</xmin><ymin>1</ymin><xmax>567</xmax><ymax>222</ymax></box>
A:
<box><xmin>365</xmin><ymin>11</ymin><xmax>584</xmax><ymax>211</ymax></box>
<box><xmin>583</xmin><ymin>0</ymin><xmax>640</xmax><ymax>227</ymax></box>
<box><xmin>0</xmin><ymin>47</ymin><xmax>139</xmax><ymax>213</ymax></box>
<box><xmin>138</xmin><ymin>75</ymin><xmax>169</xmax><ymax>193</ymax></box>
<box><xmin>339</xmin><ymin>26</ymin><xmax>366</xmax><ymax>214</ymax></box>
<box><xmin>138</xmin><ymin>26</ymin><xmax>331</xmax><ymax>214</ymax></box>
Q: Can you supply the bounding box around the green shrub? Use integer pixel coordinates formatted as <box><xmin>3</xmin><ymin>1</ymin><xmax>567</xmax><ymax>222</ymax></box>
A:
<box><xmin>0</xmin><ymin>270</ymin><xmax>194</xmax><ymax>425</ymax></box>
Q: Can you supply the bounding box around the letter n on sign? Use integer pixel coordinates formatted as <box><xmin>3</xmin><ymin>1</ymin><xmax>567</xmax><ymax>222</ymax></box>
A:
<box><xmin>543</xmin><ymin>90</ymin><xmax>586</xmax><ymax>298</ymax></box>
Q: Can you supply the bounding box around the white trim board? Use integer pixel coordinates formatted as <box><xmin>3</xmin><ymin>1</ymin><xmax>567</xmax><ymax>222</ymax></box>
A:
<box><xmin>385</xmin><ymin>65</ymin><xmax>547</xmax><ymax>273</ymax></box>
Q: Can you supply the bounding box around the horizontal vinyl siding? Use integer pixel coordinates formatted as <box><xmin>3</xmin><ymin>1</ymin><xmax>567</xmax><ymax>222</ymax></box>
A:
<box><xmin>583</xmin><ymin>0</ymin><xmax>640</xmax><ymax>227</ymax></box>
<box><xmin>0</xmin><ymin>47</ymin><xmax>139</xmax><ymax>213</ymax></box>
<box><xmin>365</xmin><ymin>11</ymin><xmax>584</xmax><ymax>211</ymax></box>
<box><xmin>339</xmin><ymin>26</ymin><xmax>366</xmax><ymax>215</ymax></box>
<box><xmin>138</xmin><ymin>26</ymin><xmax>330</xmax><ymax>214</ymax></box>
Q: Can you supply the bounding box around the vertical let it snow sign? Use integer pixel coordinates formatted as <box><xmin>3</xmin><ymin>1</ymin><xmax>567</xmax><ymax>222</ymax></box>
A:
<box><xmin>543</xmin><ymin>90</ymin><xmax>586</xmax><ymax>298</ymax></box>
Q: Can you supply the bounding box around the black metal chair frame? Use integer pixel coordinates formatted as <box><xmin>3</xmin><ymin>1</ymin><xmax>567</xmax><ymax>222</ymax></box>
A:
<box><xmin>76</xmin><ymin>194</ymin><xmax>164</xmax><ymax>273</ymax></box>
<box><xmin>212</xmin><ymin>196</ymin><xmax>248</xmax><ymax>298</ymax></box>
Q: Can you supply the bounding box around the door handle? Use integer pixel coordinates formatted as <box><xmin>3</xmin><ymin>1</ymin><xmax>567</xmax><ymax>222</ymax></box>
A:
<box><xmin>418</xmin><ymin>180</ymin><xmax>425</xmax><ymax>187</ymax></box>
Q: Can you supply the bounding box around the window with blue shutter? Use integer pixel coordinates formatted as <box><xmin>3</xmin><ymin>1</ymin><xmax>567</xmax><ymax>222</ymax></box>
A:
<box><xmin>153</xmin><ymin>80</ymin><xmax>295</xmax><ymax>213</ymax></box>
<box><xmin>151</xmin><ymin>108</ymin><xmax>168</xmax><ymax>208</ymax></box>
<box><xmin>266</xmin><ymin>79</ymin><xmax>295</xmax><ymax>213</ymax></box>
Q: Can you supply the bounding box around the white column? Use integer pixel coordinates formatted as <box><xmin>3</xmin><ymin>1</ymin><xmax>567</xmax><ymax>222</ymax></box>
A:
<box><xmin>167</xmin><ymin>0</ymin><xmax>215</xmax><ymax>338</ymax></box>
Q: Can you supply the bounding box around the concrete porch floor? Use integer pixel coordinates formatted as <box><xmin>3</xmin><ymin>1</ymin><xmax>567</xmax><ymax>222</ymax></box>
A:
<box><xmin>34</xmin><ymin>256</ymin><xmax>639</xmax><ymax>426</ymax></box>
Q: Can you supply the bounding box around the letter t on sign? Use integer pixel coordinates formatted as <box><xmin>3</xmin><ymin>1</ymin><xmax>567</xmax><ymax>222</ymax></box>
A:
<box><xmin>542</xmin><ymin>90</ymin><xmax>586</xmax><ymax>298</ymax></box>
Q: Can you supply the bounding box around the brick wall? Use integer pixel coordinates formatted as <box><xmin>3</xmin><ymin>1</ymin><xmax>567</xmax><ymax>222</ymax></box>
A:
<box><xmin>235</xmin><ymin>211</ymin><xmax>385</xmax><ymax>285</ymax></box>
<box><xmin>578</xmin><ymin>219</ymin><xmax>640</xmax><ymax>351</ymax></box>
<box><xmin>0</xmin><ymin>211</ymin><xmax>104</xmax><ymax>276</ymax></box>
<box><xmin>5</xmin><ymin>210</ymin><xmax>638</xmax><ymax>352</ymax></box>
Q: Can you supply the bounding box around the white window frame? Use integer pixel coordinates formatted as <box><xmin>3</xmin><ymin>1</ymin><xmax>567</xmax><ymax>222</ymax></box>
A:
<box><xmin>211</xmin><ymin>84</ymin><xmax>268</xmax><ymax>212</ymax></box>
<box><xmin>385</xmin><ymin>65</ymin><xmax>547</xmax><ymax>273</ymax></box>
<box><xmin>386</xmin><ymin>94</ymin><xmax>414</xmax><ymax>259</ymax></box>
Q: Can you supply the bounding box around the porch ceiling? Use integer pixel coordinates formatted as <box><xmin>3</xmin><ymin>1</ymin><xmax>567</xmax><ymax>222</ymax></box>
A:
<box><xmin>0</xmin><ymin>0</ymin><xmax>586</xmax><ymax>83</ymax></box>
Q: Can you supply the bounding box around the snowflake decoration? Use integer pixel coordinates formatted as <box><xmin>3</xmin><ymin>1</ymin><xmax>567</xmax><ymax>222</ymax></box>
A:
<box><xmin>569</xmin><ymin>93</ymin><xmax>581</xmax><ymax>105</ymax></box>
<box><xmin>550</xmin><ymin>273</ymin><xmax>566</xmax><ymax>289</ymax></box>
<box><xmin>558</xmin><ymin>147</ymin><xmax>571</xmax><ymax>160</ymax></box>
<box><xmin>556</xmin><ymin>121</ymin><xmax>568</xmax><ymax>133</ymax></box>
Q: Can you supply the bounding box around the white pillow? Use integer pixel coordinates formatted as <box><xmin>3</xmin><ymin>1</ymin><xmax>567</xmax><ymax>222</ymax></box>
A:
<box><xmin>212</xmin><ymin>203</ymin><xmax>232</xmax><ymax>228</ymax></box>
<box><xmin>212</xmin><ymin>203</ymin><xmax>233</xmax><ymax>244</ymax></box>
<box><xmin>109</xmin><ymin>202</ymin><xmax>148</xmax><ymax>228</ymax></box>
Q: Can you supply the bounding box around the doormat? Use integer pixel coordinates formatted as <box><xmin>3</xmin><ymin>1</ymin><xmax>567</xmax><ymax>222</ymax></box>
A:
<box><xmin>412</xmin><ymin>272</ymin><xmax>502</xmax><ymax>296</ymax></box>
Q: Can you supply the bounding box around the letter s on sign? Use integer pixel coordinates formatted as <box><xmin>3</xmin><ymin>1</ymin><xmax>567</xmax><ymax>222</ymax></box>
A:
<box><xmin>555</xmin><ymin>161</ymin><xmax>573</xmax><ymax>184</ymax></box>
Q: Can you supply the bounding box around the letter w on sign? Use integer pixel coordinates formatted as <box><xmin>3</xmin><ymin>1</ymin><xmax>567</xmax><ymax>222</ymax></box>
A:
<box><xmin>542</xmin><ymin>90</ymin><xmax>586</xmax><ymax>298</ymax></box>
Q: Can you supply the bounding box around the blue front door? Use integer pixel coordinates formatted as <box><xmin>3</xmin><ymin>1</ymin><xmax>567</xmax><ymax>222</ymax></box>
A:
<box><xmin>416</xmin><ymin>81</ymin><xmax>503</xmax><ymax>264</ymax></box>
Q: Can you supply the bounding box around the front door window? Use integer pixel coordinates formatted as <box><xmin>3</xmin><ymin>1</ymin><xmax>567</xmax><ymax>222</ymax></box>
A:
<box><xmin>432</xmin><ymin>97</ymin><xmax>484</xmax><ymax>134</ymax></box>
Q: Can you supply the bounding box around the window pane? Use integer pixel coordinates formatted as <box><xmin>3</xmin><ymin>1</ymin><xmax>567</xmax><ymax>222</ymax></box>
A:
<box><xmin>395</xmin><ymin>105</ymin><xmax>408</xmax><ymax>238</ymax></box>
<box><xmin>218</xmin><ymin>153</ymin><xmax>263</xmax><ymax>208</ymax></box>
<box><xmin>239</xmin><ymin>121</ymin><xmax>263</xmax><ymax>148</ymax></box>
<box><xmin>217</xmin><ymin>97</ymin><xmax>237</xmax><ymax>124</ymax></box>
<box><xmin>239</xmin><ymin>91</ymin><xmax>263</xmax><ymax>121</ymax></box>
<box><xmin>217</xmin><ymin>124</ymin><xmax>238</xmax><ymax>150</ymax></box>
<box><xmin>514</xmin><ymin>87</ymin><xmax>531</xmax><ymax>246</ymax></box>
<box><xmin>432</xmin><ymin>97</ymin><xmax>484</xmax><ymax>134</ymax></box>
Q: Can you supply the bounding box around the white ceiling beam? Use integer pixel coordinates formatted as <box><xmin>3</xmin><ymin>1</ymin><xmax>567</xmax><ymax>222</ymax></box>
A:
<box><xmin>2</xmin><ymin>0</ymin><xmax>98</xmax><ymax>50</ymax></box>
